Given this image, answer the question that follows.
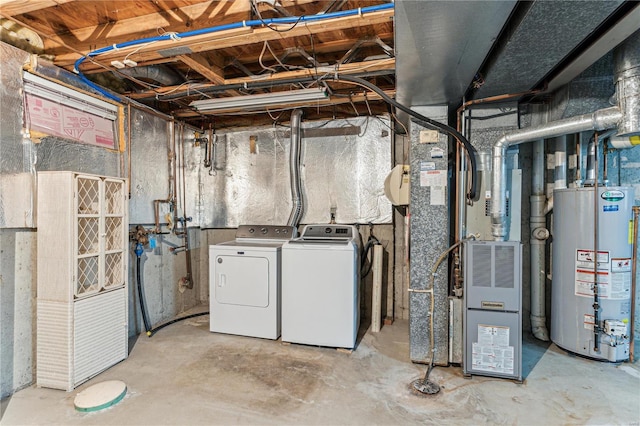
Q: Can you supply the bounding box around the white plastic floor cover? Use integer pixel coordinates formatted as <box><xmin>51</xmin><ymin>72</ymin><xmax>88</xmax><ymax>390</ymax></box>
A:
<box><xmin>74</xmin><ymin>380</ymin><xmax>127</xmax><ymax>412</ymax></box>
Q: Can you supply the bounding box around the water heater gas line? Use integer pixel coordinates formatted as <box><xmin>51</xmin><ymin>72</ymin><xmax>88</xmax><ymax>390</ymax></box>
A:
<box><xmin>592</xmin><ymin>132</ymin><xmax>601</xmax><ymax>353</ymax></box>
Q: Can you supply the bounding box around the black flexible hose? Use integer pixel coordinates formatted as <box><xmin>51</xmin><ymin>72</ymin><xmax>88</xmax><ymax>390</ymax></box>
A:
<box><xmin>149</xmin><ymin>311</ymin><xmax>210</xmax><ymax>336</ymax></box>
<box><xmin>136</xmin><ymin>256</ymin><xmax>153</xmax><ymax>336</ymax></box>
<box><xmin>360</xmin><ymin>231</ymin><xmax>381</xmax><ymax>277</ymax></box>
<box><xmin>335</xmin><ymin>75</ymin><xmax>478</xmax><ymax>200</ymax></box>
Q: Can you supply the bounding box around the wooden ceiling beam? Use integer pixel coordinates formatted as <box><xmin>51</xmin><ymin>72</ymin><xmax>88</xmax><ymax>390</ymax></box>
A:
<box><xmin>36</xmin><ymin>0</ymin><xmax>319</xmax><ymax>55</ymax></box>
<box><xmin>126</xmin><ymin>58</ymin><xmax>395</xmax><ymax>101</ymax></box>
<box><xmin>178</xmin><ymin>53</ymin><xmax>224</xmax><ymax>85</ymax></box>
<box><xmin>234</xmin><ymin>31</ymin><xmax>394</xmax><ymax>64</ymax></box>
<box><xmin>177</xmin><ymin>52</ymin><xmax>238</xmax><ymax>96</ymax></box>
<box><xmin>0</xmin><ymin>0</ymin><xmax>74</xmax><ymax>17</ymax></box>
<box><xmin>55</xmin><ymin>9</ymin><xmax>394</xmax><ymax>72</ymax></box>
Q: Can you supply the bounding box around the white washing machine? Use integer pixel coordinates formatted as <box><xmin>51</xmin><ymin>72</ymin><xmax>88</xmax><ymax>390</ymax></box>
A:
<box><xmin>209</xmin><ymin>225</ymin><xmax>296</xmax><ymax>340</ymax></box>
<box><xmin>281</xmin><ymin>224</ymin><xmax>360</xmax><ymax>349</ymax></box>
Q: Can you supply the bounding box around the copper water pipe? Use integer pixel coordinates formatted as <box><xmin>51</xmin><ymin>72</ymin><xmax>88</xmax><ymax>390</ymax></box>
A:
<box><xmin>631</xmin><ymin>205</ymin><xmax>639</xmax><ymax>362</ymax></box>
<box><xmin>455</xmin><ymin>87</ymin><xmax>547</xmax><ymax>133</ymax></box>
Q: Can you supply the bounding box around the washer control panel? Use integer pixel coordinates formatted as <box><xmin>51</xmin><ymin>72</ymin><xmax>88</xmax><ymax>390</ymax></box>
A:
<box><xmin>300</xmin><ymin>224</ymin><xmax>355</xmax><ymax>239</ymax></box>
<box><xmin>236</xmin><ymin>225</ymin><xmax>297</xmax><ymax>240</ymax></box>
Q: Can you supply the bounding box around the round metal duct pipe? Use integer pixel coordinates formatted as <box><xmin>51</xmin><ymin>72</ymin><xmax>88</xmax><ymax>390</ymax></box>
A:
<box><xmin>614</xmin><ymin>29</ymin><xmax>640</xmax><ymax>139</ymax></box>
<box><xmin>287</xmin><ymin>109</ymin><xmax>304</xmax><ymax>227</ymax></box>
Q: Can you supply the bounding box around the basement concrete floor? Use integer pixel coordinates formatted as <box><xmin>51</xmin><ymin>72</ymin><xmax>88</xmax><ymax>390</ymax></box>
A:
<box><xmin>2</xmin><ymin>313</ymin><xmax>639</xmax><ymax>425</ymax></box>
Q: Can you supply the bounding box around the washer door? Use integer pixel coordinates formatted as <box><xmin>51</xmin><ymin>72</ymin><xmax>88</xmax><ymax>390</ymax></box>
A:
<box><xmin>214</xmin><ymin>255</ymin><xmax>269</xmax><ymax>307</ymax></box>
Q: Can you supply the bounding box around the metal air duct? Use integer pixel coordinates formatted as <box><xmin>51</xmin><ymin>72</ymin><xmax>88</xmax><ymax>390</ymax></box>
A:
<box><xmin>612</xmin><ymin>29</ymin><xmax>640</xmax><ymax>144</ymax></box>
<box><xmin>287</xmin><ymin>109</ymin><xmax>304</xmax><ymax>227</ymax></box>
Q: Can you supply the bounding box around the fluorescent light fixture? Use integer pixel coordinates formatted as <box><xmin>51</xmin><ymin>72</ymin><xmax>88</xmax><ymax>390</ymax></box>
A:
<box><xmin>22</xmin><ymin>72</ymin><xmax>118</xmax><ymax>120</ymax></box>
<box><xmin>190</xmin><ymin>88</ymin><xmax>328</xmax><ymax>112</ymax></box>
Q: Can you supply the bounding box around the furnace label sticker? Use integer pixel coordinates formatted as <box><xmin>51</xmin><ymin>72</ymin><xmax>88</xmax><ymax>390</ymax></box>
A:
<box><xmin>472</xmin><ymin>324</ymin><xmax>514</xmax><ymax>375</ymax></box>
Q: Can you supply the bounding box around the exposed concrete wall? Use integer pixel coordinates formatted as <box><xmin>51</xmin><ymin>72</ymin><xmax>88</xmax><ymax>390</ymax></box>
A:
<box><xmin>128</xmin><ymin>230</ymin><xmax>204</xmax><ymax>336</ymax></box>
<box><xmin>0</xmin><ymin>231</ymin><xmax>36</xmax><ymax>399</ymax></box>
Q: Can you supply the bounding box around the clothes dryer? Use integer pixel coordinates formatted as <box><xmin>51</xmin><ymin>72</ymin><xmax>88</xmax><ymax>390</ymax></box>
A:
<box><xmin>209</xmin><ymin>225</ymin><xmax>295</xmax><ymax>339</ymax></box>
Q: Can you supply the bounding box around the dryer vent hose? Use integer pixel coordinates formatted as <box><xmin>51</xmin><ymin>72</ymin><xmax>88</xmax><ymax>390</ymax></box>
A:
<box><xmin>287</xmin><ymin>109</ymin><xmax>304</xmax><ymax>228</ymax></box>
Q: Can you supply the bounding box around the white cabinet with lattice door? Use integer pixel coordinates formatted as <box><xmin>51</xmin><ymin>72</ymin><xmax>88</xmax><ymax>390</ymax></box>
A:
<box><xmin>37</xmin><ymin>171</ymin><xmax>128</xmax><ymax>391</ymax></box>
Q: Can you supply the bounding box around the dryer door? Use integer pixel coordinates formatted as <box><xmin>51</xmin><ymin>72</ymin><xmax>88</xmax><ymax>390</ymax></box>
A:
<box><xmin>214</xmin><ymin>255</ymin><xmax>269</xmax><ymax>307</ymax></box>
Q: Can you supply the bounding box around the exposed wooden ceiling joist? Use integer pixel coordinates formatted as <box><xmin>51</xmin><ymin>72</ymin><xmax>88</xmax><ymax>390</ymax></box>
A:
<box><xmin>34</xmin><ymin>0</ymin><xmax>321</xmax><ymax>55</ymax></box>
<box><xmin>234</xmin><ymin>32</ymin><xmax>394</xmax><ymax>65</ymax></box>
<box><xmin>1</xmin><ymin>1</ymin><xmax>395</xmax><ymax>127</ymax></box>
<box><xmin>178</xmin><ymin>53</ymin><xmax>224</xmax><ymax>85</ymax></box>
<box><xmin>55</xmin><ymin>8</ymin><xmax>394</xmax><ymax>71</ymax></box>
<box><xmin>0</xmin><ymin>0</ymin><xmax>74</xmax><ymax>17</ymax></box>
<box><xmin>127</xmin><ymin>57</ymin><xmax>395</xmax><ymax>100</ymax></box>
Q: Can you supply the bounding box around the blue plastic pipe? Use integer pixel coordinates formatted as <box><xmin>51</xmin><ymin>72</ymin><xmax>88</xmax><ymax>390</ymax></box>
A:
<box><xmin>73</xmin><ymin>2</ymin><xmax>394</xmax><ymax>102</ymax></box>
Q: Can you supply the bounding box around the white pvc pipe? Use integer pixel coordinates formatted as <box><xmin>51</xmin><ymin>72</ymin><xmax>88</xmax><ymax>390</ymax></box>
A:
<box><xmin>371</xmin><ymin>244</ymin><xmax>384</xmax><ymax>333</ymax></box>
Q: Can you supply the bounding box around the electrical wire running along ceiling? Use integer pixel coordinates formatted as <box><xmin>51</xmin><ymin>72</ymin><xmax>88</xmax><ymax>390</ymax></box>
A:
<box><xmin>1</xmin><ymin>1</ymin><xmax>638</xmax><ymax>128</ymax></box>
<box><xmin>0</xmin><ymin>0</ymin><xmax>395</xmax><ymax>128</ymax></box>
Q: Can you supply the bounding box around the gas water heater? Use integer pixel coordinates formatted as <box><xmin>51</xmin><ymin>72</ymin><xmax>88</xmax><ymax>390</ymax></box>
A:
<box><xmin>551</xmin><ymin>186</ymin><xmax>634</xmax><ymax>362</ymax></box>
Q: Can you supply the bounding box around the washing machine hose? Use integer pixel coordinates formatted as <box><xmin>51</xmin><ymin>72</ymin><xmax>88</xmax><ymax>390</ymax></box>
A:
<box><xmin>360</xmin><ymin>234</ymin><xmax>381</xmax><ymax>277</ymax></box>
<box><xmin>135</xmin><ymin>244</ymin><xmax>153</xmax><ymax>337</ymax></box>
<box><xmin>135</xmin><ymin>243</ymin><xmax>209</xmax><ymax>337</ymax></box>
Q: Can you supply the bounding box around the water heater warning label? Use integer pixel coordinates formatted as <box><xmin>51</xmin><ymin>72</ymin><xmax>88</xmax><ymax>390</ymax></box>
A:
<box><xmin>471</xmin><ymin>325</ymin><xmax>514</xmax><ymax>375</ymax></box>
<box><xmin>575</xmin><ymin>250</ymin><xmax>631</xmax><ymax>300</ymax></box>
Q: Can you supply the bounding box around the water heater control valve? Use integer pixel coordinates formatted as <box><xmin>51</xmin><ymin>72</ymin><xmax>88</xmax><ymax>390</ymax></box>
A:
<box><xmin>603</xmin><ymin>319</ymin><xmax>627</xmax><ymax>337</ymax></box>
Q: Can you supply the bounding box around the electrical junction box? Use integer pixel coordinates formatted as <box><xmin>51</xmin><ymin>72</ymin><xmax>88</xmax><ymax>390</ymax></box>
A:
<box><xmin>463</xmin><ymin>240</ymin><xmax>522</xmax><ymax>381</ymax></box>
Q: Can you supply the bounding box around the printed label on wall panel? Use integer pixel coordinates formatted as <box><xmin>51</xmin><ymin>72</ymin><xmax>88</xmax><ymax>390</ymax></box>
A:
<box><xmin>471</xmin><ymin>324</ymin><xmax>514</xmax><ymax>375</ymax></box>
<box><xmin>25</xmin><ymin>94</ymin><xmax>115</xmax><ymax>149</ymax></box>
<box><xmin>419</xmin><ymin>168</ymin><xmax>447</xmax><ymax>205</ymax></box>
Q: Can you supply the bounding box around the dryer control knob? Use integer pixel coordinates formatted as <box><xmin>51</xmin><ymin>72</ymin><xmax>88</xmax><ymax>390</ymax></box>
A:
<box><xmin>261</xmin><ymin>227</ymin><xmax>268</xmax><ymax>234</ymax></box>
<box><xmin>325</xmin><ymin>227</ymin><xmax>332</xmax><ymax>234</ymax></box>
